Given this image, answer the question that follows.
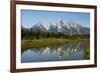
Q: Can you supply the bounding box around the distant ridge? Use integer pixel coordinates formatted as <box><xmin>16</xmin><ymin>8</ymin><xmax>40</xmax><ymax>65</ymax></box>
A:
<box><xmin>23</xmin><ymin>18</ymin><xmax>90</xmax><ymax>35</ymax></box>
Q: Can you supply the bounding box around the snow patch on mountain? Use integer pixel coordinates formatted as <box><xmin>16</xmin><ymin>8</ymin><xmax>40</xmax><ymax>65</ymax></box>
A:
<box><xmin>30</xmin><ymin>18</ymin><xmax>90</xmax><ymax>35</ymax></box>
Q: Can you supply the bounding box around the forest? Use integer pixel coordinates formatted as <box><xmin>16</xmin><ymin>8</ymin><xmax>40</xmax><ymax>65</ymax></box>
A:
<box><xmin>21</xmin><ymin>27</ymin><xmax>90</xmax><ymax>40</ymax></box>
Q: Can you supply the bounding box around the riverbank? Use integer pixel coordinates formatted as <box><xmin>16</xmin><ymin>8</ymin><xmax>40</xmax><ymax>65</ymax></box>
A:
<box><xmin>21</xmin><ymin>38</ymin><xmax>89</xmax><ymax>49</ymax></box>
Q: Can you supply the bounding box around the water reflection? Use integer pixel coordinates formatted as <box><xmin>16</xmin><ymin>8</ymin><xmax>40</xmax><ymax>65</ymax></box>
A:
<box><xmin>21</xmin><ymin>42</ymin><xmax>88</xmax><ymax>63</ymax></box>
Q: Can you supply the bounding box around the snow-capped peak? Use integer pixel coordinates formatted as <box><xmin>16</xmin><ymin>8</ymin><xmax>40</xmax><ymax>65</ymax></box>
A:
<box><xmin>31</xmin><ymin>22</ymin><xmax>46</xmax><ymax>31</ymax></box>
<box><xmin>31</xmin><ymin>18</ymin><xmax>89</xmax><ymax>35</ymax></box>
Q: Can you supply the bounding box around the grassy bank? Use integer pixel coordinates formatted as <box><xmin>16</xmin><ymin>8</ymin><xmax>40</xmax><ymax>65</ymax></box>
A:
<box><xmin>83</xmin><ymin>41</ymin><xmax>90</xmax><ymax>59</ymax></box>
<box><xmin>21</xmin><ymin>38</ymin><xmax>89</xmax><ymax>49</ymax></box>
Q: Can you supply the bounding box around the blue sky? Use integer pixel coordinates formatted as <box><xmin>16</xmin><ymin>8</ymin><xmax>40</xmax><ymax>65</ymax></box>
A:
<box><xmin>21</xmin><ymin>9</ymin><xmax>90</xmax><ymax>28</ymax></box>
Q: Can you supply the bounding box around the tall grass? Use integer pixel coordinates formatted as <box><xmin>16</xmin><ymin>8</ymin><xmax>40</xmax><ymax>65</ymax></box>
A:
<box><xmin>21</xmin><ymin>38</ymin><xmax>89</xmax><ymax>49</ymax></box>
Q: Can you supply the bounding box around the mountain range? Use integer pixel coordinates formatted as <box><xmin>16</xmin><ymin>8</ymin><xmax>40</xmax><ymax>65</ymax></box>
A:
<box><xmin>24</xmin><ymin>19</ymin><xmax>90</xmax><ymax>35</ymax></box>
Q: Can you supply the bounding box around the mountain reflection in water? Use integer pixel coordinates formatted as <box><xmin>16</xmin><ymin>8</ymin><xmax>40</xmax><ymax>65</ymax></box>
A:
<box><xmin>21</xmin><ymin>42</ymin><xmax>89</xmax><ymax>63</ymax></box>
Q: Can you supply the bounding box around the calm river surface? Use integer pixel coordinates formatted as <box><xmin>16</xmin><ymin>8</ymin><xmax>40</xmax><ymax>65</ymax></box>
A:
<box><xmin>21</xmin><ymin>41</ymin><xmax>89</xmax><ymax>63</ymax></box>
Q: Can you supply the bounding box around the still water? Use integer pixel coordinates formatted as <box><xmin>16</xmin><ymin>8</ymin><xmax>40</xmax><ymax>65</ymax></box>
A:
<box><xmin>21</xmin><ymin>42</ymin><xmax>89</xmax><ymax>63</ymax></box>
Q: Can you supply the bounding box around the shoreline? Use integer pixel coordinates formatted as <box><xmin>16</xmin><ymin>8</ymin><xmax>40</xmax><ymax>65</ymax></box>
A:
<box><xmin>21</xmin><ymin>38</ymin><xmax>89</xmax><ymax>49</ymax></box>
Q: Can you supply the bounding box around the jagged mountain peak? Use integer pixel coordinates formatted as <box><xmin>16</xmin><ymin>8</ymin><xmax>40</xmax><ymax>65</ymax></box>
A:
<box><xmin>69</xmin><ymin>20</ymin><xmax>82</xmax><ymax>27</ymax></box>
<box><xmin>30</xmin><ymin>19</ymin><xmax>89</xmax><ymax>35</ymax></box>
<box><xmin>31</xmin><ymin>22</ymin><xmax>46</xmax><ymax>31</ymax></box>
<box><xmin>33</xmin><ymin>22</ymin><xmax>43</xmax><ymax>27</ymax></box>
<box><xmin>56</xmin><ymin>18</ymin><xmax>64</xmax><ymax>26</ymax></box>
